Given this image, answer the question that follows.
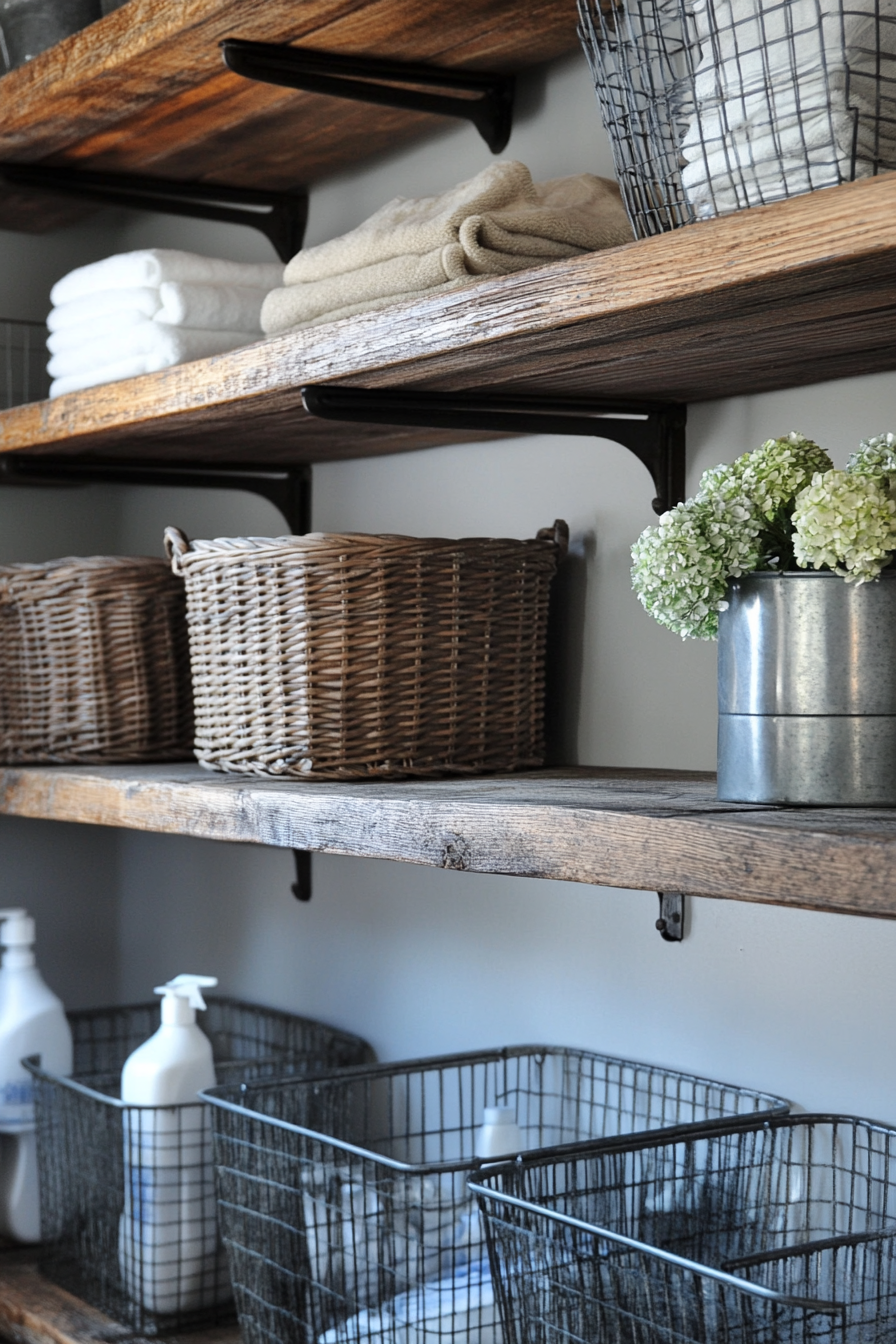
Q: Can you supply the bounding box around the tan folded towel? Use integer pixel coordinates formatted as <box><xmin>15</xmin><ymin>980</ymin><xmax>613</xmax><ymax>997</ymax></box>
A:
<box><xmin>261</xmin><ymin>161</ymin><xmax>632</xmax><ymax>333</ymax></box>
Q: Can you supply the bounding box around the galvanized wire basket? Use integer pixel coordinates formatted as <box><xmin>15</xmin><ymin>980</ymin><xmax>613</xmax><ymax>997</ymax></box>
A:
<box><xmin>0</xmin><ymin>317</ymin><xmax>50</xmax><ymax>408</ymax></box>
<box><xmin>203</xmin><ymin>1045</ymin><xmax>788</xmax><ymax>1344</ymax></box>
<box><xmin>29</xmin><ymin>998</ymin><xmax>375</xmax><ymax>1334</ymax></box>
<box><xmin>579</xmin><ymin>0</ymin><xmax>896</xmax><ymax>237</ymax></box>
<box><xmin>472</xmin><ymin>1112</ymin><xmax>896</xmax><ymax>1344</ymax></box>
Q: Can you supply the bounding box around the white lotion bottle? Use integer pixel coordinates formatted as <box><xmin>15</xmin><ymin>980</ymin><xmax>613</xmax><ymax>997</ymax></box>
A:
<box><xmin>0</xmin><ymin>908</ymin><xmax>72</xmax><ymax>1243</ymax></box>
<box><xmin>475</xmin><ymin>1106</ymin><xmax>525</xmax><ymax>1160</ymax></box>
<box><xmin>119</xmin><ymin>974</ymin><xmax>225</xmax><ymax>1314</ymax></box>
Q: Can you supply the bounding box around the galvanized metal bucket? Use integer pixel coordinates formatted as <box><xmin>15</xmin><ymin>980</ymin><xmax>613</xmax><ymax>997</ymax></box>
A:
<box><xmin>717</xmin><ymin>569</ymin><xmax>896</xmax><ymax>805</ymax></box>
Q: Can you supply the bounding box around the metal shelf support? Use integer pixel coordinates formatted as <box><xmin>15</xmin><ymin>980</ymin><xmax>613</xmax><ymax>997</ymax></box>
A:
<box><xmin>0</xmin><ymin>458</ymin><xmax>312</xmax><ymax>535</ymax></box>
<box><xmin>0</xmin><ymin>164</ymin><xmax>308</xmax><ymax>262</ymax></box>
<box><xmin>302</xmin><ymin>385</ymin><xmax>687</xmax><ymax>514</ymax></box>
<box><xmin>221</xmin><ymin>39</ymin><xmax>515</xmax><ymax>155</ymax></box>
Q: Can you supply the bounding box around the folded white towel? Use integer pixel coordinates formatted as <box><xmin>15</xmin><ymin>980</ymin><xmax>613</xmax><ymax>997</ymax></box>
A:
<box><xmin>681</xmin><ymin>0</ymin><xmax>896</xmax><ymax>216</ymax></box>
<box><xmin>47</xmin><ymin>287</ymin><xmax>163</xmax><ymax>332</ymax></box>
<box><xmin>50</xmin><ymin>249</ymin><xmax>284</xmax><ymax>306</ymax></box>
<box><xmin>47</xmin><ymin>283</ymin><xmax>271</xmax><ymax>357</ymax></box>
<box><xmin>48</xmin><ymin>325</ymin><xmax>259</xmax><ymax>397</ymax></box>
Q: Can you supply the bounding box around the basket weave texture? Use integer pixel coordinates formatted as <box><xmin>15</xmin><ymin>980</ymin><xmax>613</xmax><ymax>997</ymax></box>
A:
<box><xmin>0</xmin><ymin>555</ymin><xmax>193</xmax><ymax>764</ymax></box>
<box><xmin>165</xmin><ymin>523</ymin><xmax>567</xmax><ymax>779</ymax></box>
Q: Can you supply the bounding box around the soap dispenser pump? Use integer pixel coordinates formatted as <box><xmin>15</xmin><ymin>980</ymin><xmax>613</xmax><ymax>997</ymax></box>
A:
<box><xmin>119</xmin><ymin>974</ymin><xmax>227</xmax><ymax>1313</ymax></box>
<box><xmin>0</xmin><ymin>907</ymin><xmax>72</xmax><ymax>1242</ymax></box>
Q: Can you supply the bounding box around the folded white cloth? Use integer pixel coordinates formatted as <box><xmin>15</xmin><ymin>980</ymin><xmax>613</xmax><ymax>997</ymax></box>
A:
<box><xmin>681</xmin><ymin>0</ymin><xmax>896</xmax><ymax>216</ymax></box>
<box><xmin>261</xmin><ymin>161</ymin><xmax>632</xmax><ymax>333</ymax></box>
<box><xmin>47</xmin><ymin>286</ymin><xmax>162</xmax><ymax>331</ymax></box>
<box><xmin>51</xmin><ymin>249</ymin><xmax>283</xmax><ymax>306</ymax></box>
<box><xmin>47</xmin><ymin>282</ymin><xmax>271</xmax><ymax>354</ymax></box>
<box><xmin>48</xmin><ymin>325</ymin><xmax>259</xmax><ymax>398</ymax></box>
<box><xmin>319</xmin><ymin>1258</ymin><xmax>498</xmax><ymax>1344</ymax></box>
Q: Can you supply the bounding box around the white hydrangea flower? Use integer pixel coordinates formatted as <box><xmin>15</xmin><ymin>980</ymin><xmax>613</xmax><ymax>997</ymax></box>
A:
<box><xmin>631</xmin><ymin>493</ymin><xmax>762</xmax><ymax>640</ymax></box>
<box><xmin>793</xmin><ymin>470</ymin><xmax>896</xmax><ymax>583</ymax></box>
<box><xmin>846</xmin><ymin>432</ymin><xmax>896</xmax><ymax>485</ymax></box>
<box><xmin>735</xmin><ymin>432</ymin><xmax>832</xmax><ymax>521</ymax></box>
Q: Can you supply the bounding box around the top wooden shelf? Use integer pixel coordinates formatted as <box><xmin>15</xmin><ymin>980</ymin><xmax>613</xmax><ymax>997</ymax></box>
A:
<box><xmin>0</xmin><ymin>0</ymin><xmax>580</xmax><ymax>234</ymax></box>
<box><xmin>1</xmin><ymin>172</ymin><xmax>895</xmax><ymax>468</ymax></box>
<box><xmin>2</xmin><ymin>762</ymin><xmax>896</xmax><ymax>921</ymax></box>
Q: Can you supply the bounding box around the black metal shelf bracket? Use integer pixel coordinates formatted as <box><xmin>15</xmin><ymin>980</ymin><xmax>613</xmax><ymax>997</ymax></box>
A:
<box><xmin>221</xmin><ymin>39</ymin><xmax>515</xmax><ymax>155</ymax></box>
<box><xmin>291</xmin><ymin>851</ymin><xmax>312</xmax><ymax>902</ymax></box>
<box><xmin>0</xmin><ymin>164</ymin><xmax>308</xmax><ymax>263</ymax></box>
<box><xmin>302</xmin><ymin>385</ymin><xmax>687</xmax><ymax>514</ymax></box>
<box><xmin>0</xmin><ymin>458</ymin><xmax>312</xmax><ymax>536</ymax></box>
<box><xmin>656</xmin><ymin>891</ymin><xmax>686</xmax><ymax>941</ymax></box>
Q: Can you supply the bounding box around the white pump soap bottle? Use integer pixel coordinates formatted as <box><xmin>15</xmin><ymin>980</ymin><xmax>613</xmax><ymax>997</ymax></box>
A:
<box><xmin>0</xmin><ymin>907</ymin><xmax>72</xmax><ymax>1243</ymax></box>
<box><xmin>119</xmin><ymin>974</ymin><xmax>225</xmax><ymax>1314</ymax></box>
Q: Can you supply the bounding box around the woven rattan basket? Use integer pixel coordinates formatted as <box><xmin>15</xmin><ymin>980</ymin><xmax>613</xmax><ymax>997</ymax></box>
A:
<box><xmin>0</xmin><ymin>555</ymin><xmax>192</xmax><ymax>763</ymax></box>
<box><xmin>165</xmin><ymin>522</ymin><xmax>567</xmax><ymax>779</ymax></box>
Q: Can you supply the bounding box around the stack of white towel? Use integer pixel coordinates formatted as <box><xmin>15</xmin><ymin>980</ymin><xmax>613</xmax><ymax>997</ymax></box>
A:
<box><xmin>47</xmin><ymin>249</ymin><xmax>284</xmax><ymax>398</ymax></box>
<box><xmin>680</xmin><ymin>0</ymin><xmax>896</xmax><ymax>218</ymax></box>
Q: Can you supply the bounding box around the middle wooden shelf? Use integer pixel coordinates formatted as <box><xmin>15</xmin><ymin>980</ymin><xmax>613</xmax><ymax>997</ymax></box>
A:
<box><xmin>1</xmin><ymin>172</ymin><xmax>895</xmax><ymax>469</ymax></box>
<box><xmin>1</xmin><ymin>763</ymin><xmax>895</xmax><ymax>920</ymax></box>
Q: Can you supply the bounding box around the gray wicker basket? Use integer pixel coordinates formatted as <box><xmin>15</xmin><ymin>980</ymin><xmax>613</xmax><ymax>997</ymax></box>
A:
<box><xmin>165</xmin><ymin>522</ymin><xmax>567</xmax><ymax>779</ymax></box>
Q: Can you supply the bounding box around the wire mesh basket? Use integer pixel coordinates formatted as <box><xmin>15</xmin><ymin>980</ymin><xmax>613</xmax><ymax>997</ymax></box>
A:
<box><xmin>202</xmin><ymin>1045</ymin><xmax>788</xmax><ymax>1344</ymax></box>
<box><xmin>0</xmin><ymin>318</ymin><xmax>50</xmax><ymax>408</ymax></box>
<box><xmin>28</xmin><ymin>998</ymin><xmax>375</xmax><ymax>1335</ymax></box>
<box><xmin>579</xmin><ymin>0</ymin><xmax>896</xmax><ymax>237</ymax></box>
<box><xmin>472</xmin><ymin>1112</ymin><xmax>896</xmax><ymax>1344</ymax></box>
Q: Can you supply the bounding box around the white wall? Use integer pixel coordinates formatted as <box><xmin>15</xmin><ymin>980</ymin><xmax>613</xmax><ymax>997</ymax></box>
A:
<box><xmin>6</xmin><ymin>49</ymin><xmax>896</xmax><ymax>1121</ymax></box>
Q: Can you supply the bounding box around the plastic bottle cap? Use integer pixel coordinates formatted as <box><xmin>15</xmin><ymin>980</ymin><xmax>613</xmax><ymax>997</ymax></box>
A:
<box><xmin>0</xmin><ymin>909</ymin><xmax>34</xmax><ymax>947</ymax></box>
<box><xmin>483</xmin><ymin>1106</ymin><xmax>518</xmax><ymax>1127</ymax></box>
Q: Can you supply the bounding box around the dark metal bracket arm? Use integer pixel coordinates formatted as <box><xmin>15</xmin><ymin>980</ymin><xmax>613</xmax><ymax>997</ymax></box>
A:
<box><xmin>0</xmin><ymin>164</ymin><xmax>308</xmax><ymax>263</ymax></box>
<box><xmin>656</xmin><ymin>892</ymin><xmax>685</xmax><ymax>941</ymax></box>
<box><xmin>0</xmin><ymin>458</ymin><xmax>312</xmax><ymax>537</ymax></box>
<box><xmin>291</xmin><ymin>851</ymin><xmax>312</xmax><ymax>902</ymax></box>
<box><xmin>302</xmin><ymin>385</ymin><xmax>687</xmax><ymax>514</ymax></box>
<box><xmin>221</xmin><ymin>39</ymin><xmax>514</xmax><ymax>155</ymax></box>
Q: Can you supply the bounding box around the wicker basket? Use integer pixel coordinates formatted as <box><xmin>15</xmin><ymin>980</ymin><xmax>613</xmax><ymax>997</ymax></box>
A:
<box><xmin>0</xmin><ymin>555</ymin><xmax>192</xmax><ymax>763</ymax></box>
<box><xmin>165</xmin><ymin>522</ymin><xmax>567</xmax><ymax>779</ymax></box>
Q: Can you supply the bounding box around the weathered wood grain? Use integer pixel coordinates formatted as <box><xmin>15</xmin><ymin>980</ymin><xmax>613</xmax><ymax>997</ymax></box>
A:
<box><xmin>0</xmin><ymin>0</ymin><xmax>579</xmax><ymax>228</ymax></box>
<box><xmin>0</xmin><ymin>1259</ymin><xmax>239</xmax><ymax>1344</ymax></box>
<box><xmin>2</xmin><ymin>173</ymin><xmax>895</xmax><ymax>466</ymax></box>
<box><xmin>2</xmin><ymin>764</ymin><xmax>896</xmax><ymax>919</ymax></box>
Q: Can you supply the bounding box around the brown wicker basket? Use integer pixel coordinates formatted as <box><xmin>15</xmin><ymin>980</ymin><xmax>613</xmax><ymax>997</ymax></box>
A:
<box><xmin>0</xmin><ymin>555</ymin><xmax>193</xmax><ymax>764</ymax></box>
<box><xmin>165</xmin><ymin>522</ymin><xmax>568</xmax><ymax>780</ymax></box>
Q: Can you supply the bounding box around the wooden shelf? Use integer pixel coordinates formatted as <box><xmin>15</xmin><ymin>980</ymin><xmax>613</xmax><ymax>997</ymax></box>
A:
<box><xmin>2</xmin><ymin>763</ymin><xmax>896</xmax><ymax>920</ymax></box>
<box><xmin>0</xmin><ymin>0</ymin><xmax>579</xmax><ymax>235</ymax></box>
<box><xmin>0</xmin><ymin>1256</ymin><xmax>239</xmax><ymax>1344</ymax></box>
<box><xmin>1</xmin><ymin>173</ymin><xmax>895</xmax><ymax>468</ymax></box>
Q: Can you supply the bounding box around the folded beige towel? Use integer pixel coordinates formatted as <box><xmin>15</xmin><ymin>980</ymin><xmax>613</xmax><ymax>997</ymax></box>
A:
<box><xmin>261</xmin><ymin>161</ymin><xmax>632</xmax><ymax>333</ymax></box>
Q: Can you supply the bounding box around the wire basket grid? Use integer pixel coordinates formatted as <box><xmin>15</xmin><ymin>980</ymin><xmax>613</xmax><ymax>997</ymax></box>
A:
<box><xmin>203</xmin><ymin>1045</ymin><xmax>789</xmax><ymax>1344</ymax></box>
<box><xmin>472</xmin><ymin>1111</ymin><xmax>896</xmax><ymax>1344</ymax></box>
<box><xmin>30</xmin><ymin>998</ymin><xmax>375</xmax><ymax>1335</ymax></box>
<box><xmin>579</xmin><ymin>0</ymin><xmax>896</xmax><ymax>238</ymax></box>
<box><xmin>0</xmin><ymin>318</ymin><xmax>50</xmax><ymax>408</ymax></box>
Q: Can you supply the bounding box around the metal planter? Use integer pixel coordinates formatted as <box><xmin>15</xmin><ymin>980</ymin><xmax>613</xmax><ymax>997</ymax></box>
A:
<box><xmin>717</xmin><ymin>569</ymin><xmax>896</xmax><ymax>805</ymax></box>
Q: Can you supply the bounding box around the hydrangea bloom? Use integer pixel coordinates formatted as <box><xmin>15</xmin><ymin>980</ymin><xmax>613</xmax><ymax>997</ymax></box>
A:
<box><xmin>737</xmin><ymin>432</ymin><xmax>832</xmax><ymax>520</ymax></box>
<box><xmin>631</xmin><ymin>493</ymin><xmax>762</xmax><ymax>639</ymax></box>
<box><xmin>792</xmin><ymin>470</ymin><xmax>896</xmax><ymax>583</ymax></box>
<box><xmin>846</xmin><ymin>432</ymin><xmax>896</xmax><ymax>485</ymax></box>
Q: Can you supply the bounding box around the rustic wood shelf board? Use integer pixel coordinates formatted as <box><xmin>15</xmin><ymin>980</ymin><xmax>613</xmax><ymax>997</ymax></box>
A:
<box><xmin>2</xmin><ymin>764</ymin><xmax>896</xmax><ymax>919</ymax></box>
<box><xmin>0</xmin><ymin>1259</ymin><xmax>239</xmax><ymax>1344</ymax></box>
<box><xmin>0</xmin><ymin>0</ymin><xmax>579</xmax><ymax>234</ymax></box>
<box><xmin>1</xmin><ymin>174</ymin><xmax>895</xmax><ymax>466</ymax></box>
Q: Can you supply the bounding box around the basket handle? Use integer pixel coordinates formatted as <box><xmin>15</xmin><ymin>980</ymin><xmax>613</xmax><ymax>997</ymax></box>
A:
<box><xmin>537</xmin><ymin>519</ymin><xmax>569</xmax><ymax>561</ymax></box>
<box><xmin>164</xmin><ymin>526</ymin><xmax>191</xmax><ymax>574</ymax></box>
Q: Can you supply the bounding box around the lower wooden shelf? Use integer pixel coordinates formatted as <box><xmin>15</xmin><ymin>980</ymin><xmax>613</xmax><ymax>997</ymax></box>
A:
<box><xmin>0</xmin><ymin>1258</ymin><xmax>239</xmax><ymax>1344</ymax></box>
<box><xmin>1</xmin><ymin>763</ymin><xmax>895</xmax><ymax>919</ymax></box>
